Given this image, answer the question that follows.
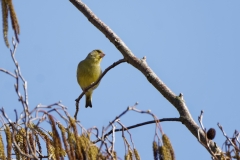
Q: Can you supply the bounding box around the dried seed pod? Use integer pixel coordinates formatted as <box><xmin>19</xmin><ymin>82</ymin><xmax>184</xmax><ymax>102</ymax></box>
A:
<box><xmin>207</xmin><ymin>128</ymin><xmax>216</xmax><ymax>140</ymax></box>
<box><xmin>134</xmin><ymin>149</ymin><xmax>140</xmax><ymax>160</ymax></box>
<box><xmin>153</xmin><ymin>141</ymin><xmax>158</xmax><ymax>160</ymax></box>
<box><xmin>162</xmin><ymin>134</ymin><xmax>175</xmax><ymax>160</ymax></box>
<box><xmin>159</xmin><ymin>145</ymin><xmax>171</xmax><ymax>160</ymax></box>
<box><xmin>0</xmin><ymin>134</ymin><xmax>6</xmax><ymax>160</ymax></box>
<box><xmin>5</xmin><ymin>125</ymin><xmax>12</xmax><ymax>160</ymax></box>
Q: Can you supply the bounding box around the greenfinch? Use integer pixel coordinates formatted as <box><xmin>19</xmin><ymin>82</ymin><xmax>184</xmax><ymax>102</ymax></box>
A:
<box><xmin>77</xmin><ymin>49</ymin><xmax>105</xmax><ymax>108</ymax></box>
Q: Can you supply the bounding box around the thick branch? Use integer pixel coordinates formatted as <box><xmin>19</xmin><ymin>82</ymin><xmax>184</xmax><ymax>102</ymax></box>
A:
<box><xmin>69</xmin><ymin>0</ymin><xmax>221</xmax><ymax>157</ymax></box>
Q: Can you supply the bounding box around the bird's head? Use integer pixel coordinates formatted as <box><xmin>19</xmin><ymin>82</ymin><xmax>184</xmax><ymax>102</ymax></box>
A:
<box><xmin>86</xmin><ymin>49</ymin><xmax>105</xmax><ymax>63</ymax></box>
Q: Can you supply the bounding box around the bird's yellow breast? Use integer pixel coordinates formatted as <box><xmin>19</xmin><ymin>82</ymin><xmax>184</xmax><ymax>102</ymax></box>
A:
<box><xmin>77</xmin><ymin>60</ymin><xmax>101</xmax><ymax>91</ymax></box>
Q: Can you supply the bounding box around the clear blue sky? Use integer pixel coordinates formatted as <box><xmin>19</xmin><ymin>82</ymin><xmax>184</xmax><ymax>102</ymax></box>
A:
<box><xmin>1</xmin><ymin>1</ymin><xmax>240</xmax><ymax>159</ymax></box>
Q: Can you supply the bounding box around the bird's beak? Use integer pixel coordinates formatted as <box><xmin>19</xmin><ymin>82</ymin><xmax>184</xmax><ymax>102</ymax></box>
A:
<box><xmin>99</xmin><ymin>52</ymin><xmax>105</xmax><ymax>58</ymax></box>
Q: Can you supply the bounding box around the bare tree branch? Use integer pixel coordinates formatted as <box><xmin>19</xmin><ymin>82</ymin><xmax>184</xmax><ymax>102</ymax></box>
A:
<box><xmin>0</xmin><ymin>68</ymin><xmax>16</xmax><ymax>78</ymax></box>
<box><xmin>93</xmin><ymin>117</ymin><xmax>180</xmax><ymax>144</ymax></box>
<box><xmin>69</xmin><ymin>0</ymin><xmax>221</xmax><ymax>158</ymax></box>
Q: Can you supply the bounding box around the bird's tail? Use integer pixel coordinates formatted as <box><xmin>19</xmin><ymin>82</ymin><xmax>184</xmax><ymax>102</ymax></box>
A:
<box><xmin>85</xmin><ymin>93</ymin><xmax>92</xmax><ymax>108</ymax></box>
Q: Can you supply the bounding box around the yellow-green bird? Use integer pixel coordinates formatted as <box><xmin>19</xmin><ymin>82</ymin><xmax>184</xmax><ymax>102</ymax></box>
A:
<box><xmin>77</xmin><ymin>49</ymin><xmax>105</xmax><ymax>108</ymax></box>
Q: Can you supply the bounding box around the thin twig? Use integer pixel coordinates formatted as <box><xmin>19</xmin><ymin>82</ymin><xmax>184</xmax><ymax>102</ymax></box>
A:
<box><xmin>0</xmin><ymin>68</ymin><xmax>16</xmax><ymax>78</ymax></box>
<box><xmin>130</xmin><ymin>106</ymin><xmax>162</xmax><ymax>141</ymax></box>
<box><xmin>110</xmin><ymin>122</ymin><xmax>116</xmax><ymax>155</ymax></box>
<box><xmin>218</xmin><ymin>123</ymin><xmax>239</xmax><ymax>151</ymax></box>
<box><xmin>117</xmin><ymin>120</ymin><xmax>135</xmax><ymax>149</ymax></box>
<box><xmin>93</xmin><ymin>117</ymin><xmax>180</xmax><ymax>144</ymax></box>
<box><xmin>198</xmin><ymin>110</ymin><xmax>206</xmax><ymax>131</ymax></box>
<box><xmin>197</xmin><ymin>110</ymin><xmax>219</xmax><ymax>159</ymax></box>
